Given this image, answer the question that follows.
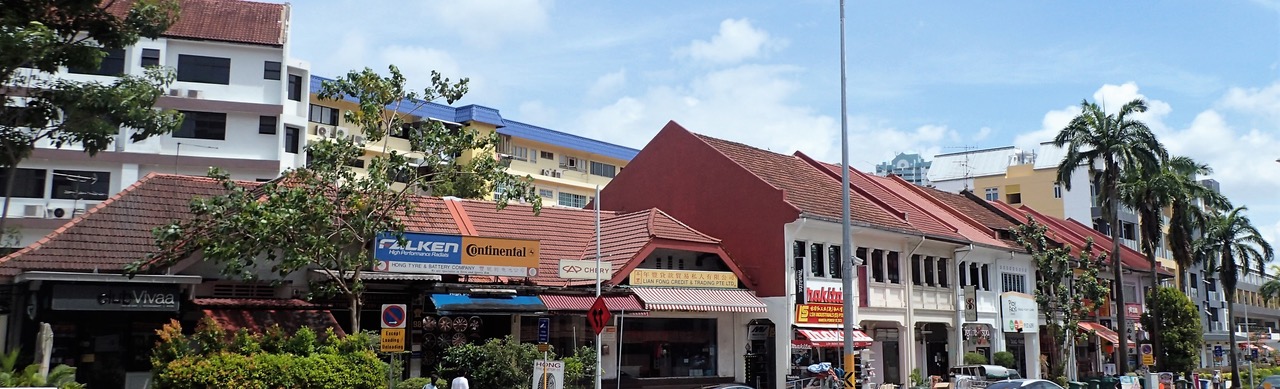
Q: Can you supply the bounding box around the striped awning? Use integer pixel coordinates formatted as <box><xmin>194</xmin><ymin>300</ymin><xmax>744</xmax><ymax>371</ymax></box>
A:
<box><xmin>539</xmin><ymin>294</ymin><xmax>647</xmax><ymax>313</ymax></box>
<box><xmin>630</xmin><ymin>287</ymin><xmax>768</xmax><ymax>313</ymax></box>
<box><xmin>1078</xmin><ymin>322</ymin><xmax>1120</xmax><ymax>344</ymax></box>
<box><xmin>797</xmin><ymin>328</ymin><xmax>873</xmax><ymax>348</ymax></box>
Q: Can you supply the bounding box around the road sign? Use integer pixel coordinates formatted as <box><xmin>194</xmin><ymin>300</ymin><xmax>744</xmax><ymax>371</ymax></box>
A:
<box><xmin>843</xmin><ymin>371</ymin><xmax>856</xmax><ymax>388</ymax></box>
<box><xmin>1140</xmin><ymin>344</ymin><xmax>1154</xmax><ymax>366</ymax></box>
<box><xmin>1215</xmin><ymin>345</ymin><xmax>1225</xmax><ymax>356</ymax></box>
<box><xmin>538</xmin><ymin>317</ymin><xmax>551</xmax><ymax>344</ymax></box>
<box><xmin>537</xmin><ymin>343</ymin><xmax>550</xmax><ymax>352</ymax></box>
<box><xmin>381</xmin><ymin>304</ymin><xmax>407</xmax><ymax>329</ymax></box>
<box><xmin>587</xmin><ymin>296</ymin><xmax>611</xmax><ymax>336</ymax></box>
<box><xmin>380</xmin><ymin>328</ymin><xmax>405</xmax><ymax>352</ymax></box>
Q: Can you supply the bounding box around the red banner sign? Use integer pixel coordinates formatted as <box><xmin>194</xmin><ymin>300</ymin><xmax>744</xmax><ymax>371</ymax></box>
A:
<box><xmin>806</xmin><ymin>286</ymin><xmax>844</xmax><ymax>304</ymax></box>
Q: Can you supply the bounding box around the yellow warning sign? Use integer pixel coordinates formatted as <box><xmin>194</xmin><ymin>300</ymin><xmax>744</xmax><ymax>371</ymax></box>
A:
<box><xmin>380</xmin><ymin>328</ymin><xmax>405</xmax><ymax>352</ymax></box>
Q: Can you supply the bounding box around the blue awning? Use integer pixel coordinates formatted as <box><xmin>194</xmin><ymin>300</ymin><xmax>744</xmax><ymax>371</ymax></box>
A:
<box><xmin>429</xmin><ymin>294</ymin><xmax>547</xmax><ymax>315</ymax></box>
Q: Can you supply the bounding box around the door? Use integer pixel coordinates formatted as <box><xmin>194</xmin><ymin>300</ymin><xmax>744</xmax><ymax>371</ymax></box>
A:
<box><xmin>926</xmin><ymin>342</ymin><xmax>949</xmax><ymax>378</ymax></box>
<box><xmin>883</xmin><ymin>340</ymin><xmax>902</xmax><ymax>385</ymax></box>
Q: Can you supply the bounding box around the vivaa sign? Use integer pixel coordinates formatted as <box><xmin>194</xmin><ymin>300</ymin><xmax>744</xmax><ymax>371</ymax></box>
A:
<box><xmin>587</xmin><ymin>296</ymin><xmax>611</xmax><ymax>336</ymax></box>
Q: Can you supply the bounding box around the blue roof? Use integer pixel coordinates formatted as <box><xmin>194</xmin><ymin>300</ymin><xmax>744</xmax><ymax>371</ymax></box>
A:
<box><xmin>429</xmin><ymin>294</ymin><xmax>546</xmax><ymax>314</ymax></box>
<box><xmin>308</xmin><ymin>75</ymin><xmax>638</xmax><ymax>161</ymax></box>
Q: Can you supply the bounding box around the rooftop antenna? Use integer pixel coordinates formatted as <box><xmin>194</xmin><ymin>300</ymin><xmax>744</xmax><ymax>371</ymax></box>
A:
<box><xmin>944</xmin><ymin>145</ymin><xmax>977</xmax><ymax>190</ymax></box>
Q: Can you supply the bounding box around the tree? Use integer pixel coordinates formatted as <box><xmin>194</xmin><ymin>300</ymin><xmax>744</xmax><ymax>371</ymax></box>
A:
<box><xmin>129</xmin><ymin>66</ymin><xmax>541</xmax><ymax>332</ymax></box>
<box><xmin>1259</xmin><ymin>265</ymin><xmax>1280</xmax><ymax>306</ymax></box>
<box><xmin>1053</xmin><ymin>98</ymin><xmax>1166</xmax><ymax>374</ymax></box>
<box><xmin>1013</xmin><ymin>216</ymin><xmax>1110</xmax><ymax>381</ymax></box>
<box><xmin>1139</xmin><ymin>286</ymin><xmax>1202</xmax><ymax>373</ymax></box>
<box><xmin>1118</xmin><ymin>155</ymin><xmax>1223</xmax><ymax>367</ymax></box>
<box><xmin>1195</xmin><ymin>206</ymin><xmax>1275</xmax><ymax>389</ymax></box>
<box><xmin>0</xmin><ymin>0</ymin><xmax>183</xmax><ymax>243</ymax></box>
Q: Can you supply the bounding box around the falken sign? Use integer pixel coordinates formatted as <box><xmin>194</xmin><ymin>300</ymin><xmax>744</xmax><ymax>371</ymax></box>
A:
<box><xmin>374</xmin><ymin>232</ymin><xmax>541</xmax><ymax>277</ymax></box>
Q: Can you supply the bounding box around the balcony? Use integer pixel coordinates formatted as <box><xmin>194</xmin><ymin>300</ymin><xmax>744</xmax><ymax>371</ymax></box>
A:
<box><xmin>864</xmin><ymin>283</ymin><xmax>907</xmax><ymax>309</ymax></box>
<box><xmin>911</xmin><ymin>287</ymin><xmax>955</xmax><ymax>311</ymax></box>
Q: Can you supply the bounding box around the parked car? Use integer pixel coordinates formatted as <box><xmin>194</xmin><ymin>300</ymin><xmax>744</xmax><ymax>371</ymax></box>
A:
<box><xmin>985</xmin><ymin>379</ymin><xmax>1064</xmax><ymax>389</ymax></box>
<box><xmin>1254</xmin><ymin>375</ymin><xmax>1280</xmax><ymax>389</ymax></box>
<box><xmin>700</xmin><ymin>385</ymin><xmax>754</xmax><ymax>389</ymax></box>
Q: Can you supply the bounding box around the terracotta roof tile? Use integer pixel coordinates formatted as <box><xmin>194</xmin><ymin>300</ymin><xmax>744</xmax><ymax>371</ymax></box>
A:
<box><xmin>807</xmin><ymin>158</ymin><xmax>969</xmax><ymax>242</ymax></box>
<box><xmin>452</xmin><ymin>200</ymin><xmax>610</xmax><ymax>287</ymax></box>
<box><xmin>0</xmin><ymin>173</ymin><xmax>259</xmax><ymax>275</ymax></box>
<box><xmin>693</xmin><ymin>134</ymin><xmax>920</xmax><ymax>235</ymax></box>
<box><xmin>985</xmin><ymin>202</ymin><xmax>1168</xmax><ymax>275</ymax></box>
<box><xmin>925</xmin><ymin>189</ymin><xmax>1020</xmax><ymax>232</ymax></box>
<box><xmin>106</xmin><ymin>0</ymin><xmax>286</xmax><ymax>46</ymax></box>
<box><xmin>869</xmin><ymin>175</ymin><xmax>1014</xmax><ymax>248</ymax></box>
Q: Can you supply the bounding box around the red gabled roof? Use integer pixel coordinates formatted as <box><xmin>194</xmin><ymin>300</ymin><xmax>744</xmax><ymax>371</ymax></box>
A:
<box><xmin>871</xmin><ymin>175</ymin><xmax>1015</xmax><ymax>249</ymax></box>
<box><xmin>0</xmin><ymin>174</ymin><xmax>260</xmax><ymax>277</ymax></box>
<box><xmin>986</xmin><ymin>201</ymin><xmax>1168</xmax><ymax>275</ymax></box>
<box><xmin>927</xmin><ymin>189</ymin><xmax>1021</xmax><ymax>233</ymax></box>
<box><xmin>692</xmin><ymin>133</ymin><xmax>920</xmax><ymax>235</ymax></box>
<box><xmin>802</xmin><ymin>156</ymin><xmax>971</xmax><ymax>243</ymax></box>
<box><xmin>106</xmin><ymin>0</ymin><xmax>287</xmax><ymax>47</ymax></box>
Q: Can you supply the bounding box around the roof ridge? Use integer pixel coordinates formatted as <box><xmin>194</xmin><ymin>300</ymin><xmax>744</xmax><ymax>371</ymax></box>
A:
<box><xmin>682</xmin><ymin>126</ymin><xmax>800</xmax><ymax>214</ymax></box>
<box><xmin>793</xmin><ymin>152</ymin><xmax>910</xmax><ymax>222</ymax></box>
<box><xmin>0</xmin><ymin>172</ymin><xmax>165</xmax><ymax>267</ymax></box>
<box><xmin>894</xmin><ymin>176</ymin><xmax>997</xmax><ymax>237</ymax></box>
<box><xmin>503</xmin><ymin>119</ymin><xmax>640</xmax><ymax>153</ymax></box>
<box><xmin>934</xmin><ymin>145</ymin><xmax>1017</xmax><ymax>157</ymax></box>
<box><xmin>645</xmin><ymin>208</ymin><xmax>657</xmax><ymax>239</ymax></box>
<box><xmin>650</xmin><ymin>208</ymin><xmax>721</xmax><ymax>243</ymax></box>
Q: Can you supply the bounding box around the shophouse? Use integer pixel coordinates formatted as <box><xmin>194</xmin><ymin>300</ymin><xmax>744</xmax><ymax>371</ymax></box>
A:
<box><xmin>3</xmin><ymin>0</ymin><xmax>312</xmax><ymax>253</ymax></box>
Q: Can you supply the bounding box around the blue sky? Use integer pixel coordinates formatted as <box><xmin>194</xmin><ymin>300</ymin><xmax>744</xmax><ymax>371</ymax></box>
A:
<box><xmin>290</xmin><ymin>1</ymin><xmax>1280</xmax><ymax>248</ymax></box>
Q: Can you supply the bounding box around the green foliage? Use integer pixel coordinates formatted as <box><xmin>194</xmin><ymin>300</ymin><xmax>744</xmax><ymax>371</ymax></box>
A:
<box><xmin>964</xmin><ymin>352</ymin><xmax>989</xmax><ymax>365</ymax></box>
<box><xmin>1140</xmin><ymin>286</ymin><xmax>1202</xmax><ymax>373</ymax></box>
<box><xmin>150</xmin><ymin>321</ymin><xmax>384</xmax><ymax>389</ymax></box>
<box><xmin>562</xmin><ymin>346</ymin><xmax>598</xmax><ymax>389</ymax></box>
<box><xmin>1014</xmin><ymin>216</ymin><xmax>1110</xmax><ymax>381</ymax></box>
<box><xmin>132</xmin><ymin>65</ymin><xmax>541</xmax><ymax>332</ymax></box>
<box><xmin>910</xmin><ymin>368</ymin><xmax>925</xmax><ymax>387</ymax></box>
<box><xmin>1196</xmin><ymin>205</ymin><xmax>1276</xmax><ymax>388</ymax></box>
<box><xmin>397</xmin><ymin>377</ymin><xmax>443</xmax><ymax>389</ymax></box>
<box><xmin>436</xmin><ymin>337</ymin><xmax>597</xmax><ymax>389</ymax></box>
<box><xmin>993</xmin><ymin>351</ymin><xmax>1016</xmax><ymax>369</ymax></box>
<box><xmin>0</xmin><ymin>349</ymin><xmax>85</xmax><ymax>389</ymax></box>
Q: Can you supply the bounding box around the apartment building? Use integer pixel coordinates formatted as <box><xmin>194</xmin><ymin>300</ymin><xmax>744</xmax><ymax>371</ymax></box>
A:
<box><xmin>3</xmin><ymin>0</ymin><xmax>310</xmax><ymax>252</ymax></box>
<box><xmin>874</xmin><ymin>152</ymin><xmax>932</xmax><ymax>187</ymax></box>
<box><xmin>305</xmin><ymin>75</ymin><xmax>637</xmax><ymax>208</ymax></box>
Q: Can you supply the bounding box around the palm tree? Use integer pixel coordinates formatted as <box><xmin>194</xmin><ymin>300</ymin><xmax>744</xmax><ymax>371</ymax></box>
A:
<box><xmin>1260</xmin><ymin>265</ymin><xmax>1280</xmax><ymax>307</ymax></box>
<box><xmin>1196</xmin><ymin>206</ymin><xmax>1275</xmax><ymax>389</ymax></box>
<box><xmin>1054</xmin><ymin>98</ymin><xmax>1166</xmax><ymax>375</ymax></box>
<box><xmin>1118</xmin><ymin>155</ymin><xmax>1223</xmax><ymax>370</ymax></box>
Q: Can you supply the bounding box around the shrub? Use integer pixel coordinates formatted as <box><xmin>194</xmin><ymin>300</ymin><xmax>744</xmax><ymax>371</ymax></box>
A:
<box><xmin>397</xmin><ymin>377</ymin><xmax>444</xmax><ymax>389</ymax></box>
<box><xmin>964</xmin><ymin>352</ymin><xmax>989</xmax><ymax>365</ymax></box>
<box><xmin>993</xmin><ymin>351</ymin><xmax>1017</xmax><ymax>369</ymax></box>
<box><xmin>435</xmin><ymin>338</ymin><xmax>598</xmax><ymax>389</ymax></box>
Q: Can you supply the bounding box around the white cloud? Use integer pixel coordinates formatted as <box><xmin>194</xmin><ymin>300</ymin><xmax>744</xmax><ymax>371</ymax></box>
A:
<box><xmin>973</xmin><ymin>127</ymin><xmax>993</xmax><ymax>142</ymax></box>
<box><xmin>514</xmin><ymin>100</ymin><xmax>557</xmax><ymax>127</ymax></box>
<box><xmin>677</xmin><ymin>18</ymin><xmax>787</xmax><ymax>65</ymax></box>
<box><xmin>1219</xmin><ymin>83</ymin><xmax>1280</xmax><ymax>122</ymax></box>
<box><xmin>422</xmin><ymin>0</ymin><xmax>553</xmax><ymax>47</ymax></box>
<box><xmin>587</xmin><ymin>69</ymin><xmax>627</xmax><ymax>100</ymax></box>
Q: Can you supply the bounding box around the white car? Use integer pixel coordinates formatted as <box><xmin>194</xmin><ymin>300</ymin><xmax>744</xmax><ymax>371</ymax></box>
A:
<box><xmin>984</xmin><ymin>379</ymin><xmax>1065</xmax><ymax>389</ymax></box>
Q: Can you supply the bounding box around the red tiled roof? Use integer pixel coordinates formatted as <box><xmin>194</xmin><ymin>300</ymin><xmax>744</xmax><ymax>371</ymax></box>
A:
<box><xmin>805</xmin><ymin>157</ymin><xmax>970</xmax><ymax>243</ymax></box>
<box><xmin>402</xmin><ymin>196</ymin><xmax>462</xmax><ymax>235</ymax></box>
<box><xmin>453</xmin><ymin>199</ymin><xmax>609</xmax><ymax>286</ymax></box>
<box><xmin>0</xmin><ymin>173</ymin><xmax>260</xmax><ymax>277</ymax></box>
<box><xmin>106</xmin><ymin>0</ymin><xmax>287</xmax><ymax>47</ymax></box>
<box><xmin>925</xmin><ymin>189</ymin><xmax>1020</xmax><ymax>232</ymax></box>
<box><xmin>1057</xmin><ymin>217</ymin><xmax>1171</xmax><ymax>276</ymax></box>
<box><xmin>692</xmin><ymin>134</ymin><xmax>919</xmax><ymax>235</ymax></box>
<box><xmin>870</xmin><ymin>175</ymin><xmax>1014</xmax><ymax>248</ymax></box>
<box><xmin>987</xmin><ymin>202</ymin><xmax>1168</xmax><ymax>275</ymax></box>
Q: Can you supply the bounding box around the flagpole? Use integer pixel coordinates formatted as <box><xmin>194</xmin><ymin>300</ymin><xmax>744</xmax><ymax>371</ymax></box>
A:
<box><xmin>839</xmin><ymin>0</ymin><xmax>861</xmax><ymax>386</ymax></box>
<box><xmin>595</xmin><ymin>184</ymin><xmax>603</xmax><ymax>389</ymax></box>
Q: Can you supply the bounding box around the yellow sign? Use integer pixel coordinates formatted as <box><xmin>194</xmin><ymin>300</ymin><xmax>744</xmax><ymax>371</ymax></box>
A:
<box><xmin>537</xmin><ymin>343</ymin><xmax>550</xmax><ymax>352</ymax></box>
<box><xmin>380</xmin><ymin>328</ymin><xmax>405</xmax><ymax>352</ymax></box>
<box><xmin>795</xmin><ymin>304</ymin><xmax>844</xmax><ymax>325</ymax></box>
<box><xmin>1142</xmin><ymin>354</ymin><xmax>1154</xmax><ymax>366</ymax></box>
<box><xmin>629</xmin><ymin>269</ymin><xmax>738</xmax><ymax>288</ymax></box>
<box><xmin>463</xmin><ymin>236</ymin><xmax>541</xmax><ymax>267</ymax></box>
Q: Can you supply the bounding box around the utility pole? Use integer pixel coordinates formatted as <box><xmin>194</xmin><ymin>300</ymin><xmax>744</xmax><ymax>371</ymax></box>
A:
<box><xmin>838</xmin><ymin>0</ymin><xmax>861</xmax><ymax>385</ymax></box>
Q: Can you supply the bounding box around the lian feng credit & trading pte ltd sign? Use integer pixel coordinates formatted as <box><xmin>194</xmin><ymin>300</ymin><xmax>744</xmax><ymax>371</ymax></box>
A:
<box><xmin>374</xmin><ymin>232</ymin><xmax>540</xmax><ymax>277</ymax></box>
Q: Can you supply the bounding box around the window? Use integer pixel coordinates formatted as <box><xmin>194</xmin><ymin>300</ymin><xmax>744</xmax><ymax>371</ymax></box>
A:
<box><xmin>981</xmin><ymin>264</ymin><xmax>990</xmax><ymax>291</ymax></box>
<box><xmin>559</xmin><ymin>155</ymin><xmax>581</xmax><ymax>171</ymax></box>
<box><xmin>558</xmin><ymin>192</ymin><xmax>587</xmax><ymax>208</ymax></box>
<box><xmin>871</xmin><ymin>250</ymin><xmax>884</xmax><ymax>283</ymax></box>
<box><xmin>258</xmin><ymin>116</ymin><xmax>277</xmax><ymax>134</ymax></box>
<box><xmin>174</xmin><ymin>111</ymin><xmax>226</xmax><ymax>140</ymax></box>
<box><xmin>616</xmin><ymin>318</ymin><xmax>717</xmax><ymax>378</ymax></box>
<box><xmin>924</xmin><ymin>256</ymin><xmax>935</xmax><ymax>286</ymax></box>
<box><xmin>959</xmin><ymin>262</ymin><xmax>967</xmax><ymax>286</ymax></box>
<box><xmin>828</xmin><ymin>245</ymin><xmax>842</xmax><ymax>279</ymax></box>
<box><xmin>538</xmin><ymin>189</ymin><xmax>554</xmax><ymax>198</ymax></box>
<box><xmin>590</xmin><ymin>161</ymin><xmax>617</xmax><ymax>178</ymax></box>
<box><xmin>141</xmin><ymin>49</ymin><xmax>161</xmax><ymax>67</ymax></box>
<box><xmin>263</xmin><ymin>61</ymin><xmax>281</xmax><ymax>80</ymax></box>
<box><xmin>937</xmin><ymin>258</ymin><xmax>948</xmax><ymax>287</ymax></box>
<box><xmin>497</xmin><ymin>135</ymin><xmax>529</xmax><ymax>161</ymax></box>
<box><xmin>1002</xmin><ymin>273</ymin><xmax>1026</xmax><ymax>293</ymax></box>
<box><xmin>911</xmin><ymin>255</ymin><xmax>923</xmax><ymax>286</ymax></box>
<box><xmin>309</xmin><ymin>104</ymin><xmax>339</xmax><ymax>125</ymax></box>
<box><xmin>288</xmin><ymin>75</ymin><xmax>302</xmax><ymax>101</ymax></box>
<box><xmin>1006</xmin><ymin>193</ymin><xmax>1022</xmax><ymax>204</ymax></box>
<box><xmin>1053</xmin><ymin>184</ymin><xmax>1062</xmax><ymax>199</ymax></box>
<box><xmin>0</xmin><ymin>168</ymin><xmax>47</xmax><ymax>198</ymax></box>
<box><xmin>284</xmin><ymin>126</ymin><xmax>300</xmax><ymax>154</ymax></box>
<box><xmin>176</xmin><ymin>54</ymin><xmax>231</xmax><ymax>84</ymax></box>
<box><xmin>984</xmin><ymin>187</ymin><xmax>999</xmax><ymax>201</ymax></box>
<box><xmin>51</xmin><ymin>170</ymin><xmax>110</xmax><ymax>200</ymax></box>
<box><xmin>810</xmin><ymin>243</ymin><xmax>825</xmax><ymax>277</ymax></box>
<box><xmin>886</xmin><ymin>251</ymin><xmax>901</xmax><ymax>284</ymax></box>
<box><xmin>1122</xmin><ymin>222</ymin><xmax>1136</xmax><ymax>240</ymax></box>
<box><xmin>540</xmin><ymin>151</ymin><xmax>554</xmax><ymax>160</ymax></box>
<box><xmin>68</xmin><ymin>48</ymin><xmax>125</xmax><ymax>76</ymax></box>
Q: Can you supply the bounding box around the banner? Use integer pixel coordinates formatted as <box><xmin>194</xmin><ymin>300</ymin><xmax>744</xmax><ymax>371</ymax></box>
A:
<box><xmin>374</xmin><ymin>232</ymin><xmax>540</xmax><ymax>277</ymax></box>
<box><xmin>1000</xmin><ymin>291</ymin><xmax>1039</xmax><ymax>333</ymax></box>
<box><xmin>795</xmin><ymin>303</ymin><xmax>843</xmax><ymax>325</ymax></box>
<box><xmin>629</xmin><ymin>269</ymin><xmax>738</xmax><ymax>288</ymax></box>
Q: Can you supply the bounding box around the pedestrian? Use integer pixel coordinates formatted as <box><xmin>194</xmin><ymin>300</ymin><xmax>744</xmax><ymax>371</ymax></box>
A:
<box><xmin>451</xmin><ymin>373</ymin><xmax>469</xmax><ymax>389</ymax></box>
<box><xmin>423</xmin><ymin>374</ymin><xmax>440</xmax><ymax>389</ymax></box>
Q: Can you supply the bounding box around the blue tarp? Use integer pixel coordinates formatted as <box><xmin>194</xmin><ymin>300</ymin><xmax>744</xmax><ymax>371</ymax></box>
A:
<box><xmin>429</xmin><ymin>294</ymin><xmax>547</xmax><ymax>314</ymax></box>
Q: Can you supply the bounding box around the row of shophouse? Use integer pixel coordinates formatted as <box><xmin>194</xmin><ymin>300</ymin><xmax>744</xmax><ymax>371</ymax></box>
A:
<box><xmin>0</xmin><ymin>120</ymin><xmax>1184</xmax><ymax>389</ymax></box>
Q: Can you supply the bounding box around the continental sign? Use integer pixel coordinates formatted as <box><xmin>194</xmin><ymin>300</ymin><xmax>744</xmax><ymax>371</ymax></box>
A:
<box><xmin>795</xmin><ymin>303</ymin><xmax>844</xmax><ymax>325</ymax></box>
<box><xmin>373</xmin><ymin>232</ymin><xmax>540</xmax><ymax>277</ymax></box>
<box><xmin>629</xmin><ymin>269</ymin><xmax>738</xmax><ymax>288</ymax></box>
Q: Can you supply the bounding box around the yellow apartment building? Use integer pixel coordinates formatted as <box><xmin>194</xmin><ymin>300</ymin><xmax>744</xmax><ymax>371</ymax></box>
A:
<box><xmin>305</xmin><ymin>76</ymin><xmax>636</xmax><ymax>208</ymax></box>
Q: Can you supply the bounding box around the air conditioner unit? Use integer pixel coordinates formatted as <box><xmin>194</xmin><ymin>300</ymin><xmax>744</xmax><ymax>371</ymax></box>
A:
<box><xmin>74</xmin><ymin>204</ymin><xmax>89</xmax><ymax>215</ymax></box>
<box><xmin>167</xmin><ymin>88</ymin><xmax>183</xmax><ymax>97</ymax></box>
<box><xmin>335</xmin><ymin>127</ymin><xmax>350</xmax><ymax>139</ymax></box>
<box><xmin>552</xmin><ymin>170</ymin><xmax>562</xmax><ymax>178</ymax></box>
<box><xmin>352</xmin><ymin>135</ymin><xmax>366</xmax><ymax>146</ymax></box>
<box><xmin>315</xmin><ymin>126</ymin><xmax>330</xmax><ymax>138</ymax></box>
<box><xmin>22</xmin><ymin>204</ymin><xmax>44</xmax><ymax>218</ymax></box>
<box><xmin>49</xmin><ymin>208</ymin><xmax>73</xmax><ymax>219</ymax></box>
<box><xmin>186</xmin><ymin>89</ymin><xmax>204</xmax><ymax>99</ymax></box>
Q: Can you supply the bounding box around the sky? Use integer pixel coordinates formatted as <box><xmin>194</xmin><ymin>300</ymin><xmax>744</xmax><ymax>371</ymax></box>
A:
<box><xmin>290</xmin><ymin>1</ymin><xmax>1280</xmax><ymax>250</ymax></box>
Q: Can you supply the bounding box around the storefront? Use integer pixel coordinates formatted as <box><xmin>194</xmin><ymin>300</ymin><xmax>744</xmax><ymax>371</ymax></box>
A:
<box><xmin>527</xmin><ymin>293</ymin><xmax>647</xmax><ymax>356</ymax></box>
<box><xmin>418</xmin><ymin>291</ymin><xmax>548</xmax><ymax>373</ymax></box>
<box><xmin>999</xmin><ymin>291</ymin><xmax>1041</xmax><ymax>378</ymax></box>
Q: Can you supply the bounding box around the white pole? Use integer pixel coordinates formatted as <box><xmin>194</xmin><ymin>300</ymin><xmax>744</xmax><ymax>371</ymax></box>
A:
<box><xmin>595</xmin><ymin>184</ymin><xmax>603</xmax><ymax>389</ymax></box>
<box><xmin>838</xmin><ymin>0</ymin><xmax>861</xmax><ymax>383</ymax></box>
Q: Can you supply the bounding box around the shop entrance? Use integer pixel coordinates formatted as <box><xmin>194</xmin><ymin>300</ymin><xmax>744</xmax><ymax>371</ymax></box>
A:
<box><xmin>746</xmin><ymin>319</ymin><xmax>775</xmax><ymax>389</ymax></box>
<box><xmin>1007</xmin><ymin>336</ymin><xmax>1026</xmax><ymax>373</ymax></box>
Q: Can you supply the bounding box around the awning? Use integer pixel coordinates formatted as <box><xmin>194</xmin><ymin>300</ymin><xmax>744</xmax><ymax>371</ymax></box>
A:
<box><xmin>796</xmin><ymin>328</ymin><xmax>873</xmax><ymax>348</ymax></box>
<box><xmin>539</xmin><ymin>294</ymin><xmax>647</xmax><ymax>313</ymax></box>
<box><xmin>630</xmin><ymin>287</ymin><xmax>767</xmax><ymax>313</ymax></box>
<box><xmin>429</xmin><ymin>294</ymin><xmax>547</xmax><ymax>315</ymax></box>
<box><xmin>1078</xmin><ymin>322</ymin><xmax>1119</xmax><ymax>344</ymax></box>
<box><xmin>202</xmin><ymin>304</ymin><xmax>346</xmax><ymax>337</ymax></box>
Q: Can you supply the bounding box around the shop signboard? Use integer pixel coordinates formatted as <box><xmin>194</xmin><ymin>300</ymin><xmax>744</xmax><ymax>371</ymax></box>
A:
<box><xmin>629</xmin><ymin>269</ymin><xmax>738</xmax><ymax>288</ymax></box>
<box><xmin>373</xmin><ymin>232</ymin><xmax>540</xmax><ymax>277</ymax></box>
<box><xmin>795</xmin><ymin>303</ymin><xmax>843</xmax><ymax>325</ymax></box>
<box><xmin>794</xmin><ymin>258</ymin><xmax>806</xmax><ymax>304</ymax></box>
<box><xmin>1125</xmin><ymin>303</ymin><xmax>1143</xmax><ymax>320</ymax></box>
<box><xmin>557</xmin><ymin>259</ymin><xmax>611</xmax><ymax>280</ymax></box>
<box><xmin>964</xmin><ymin>285</ymin><xmax>978</xmax><ymax>322</ymax></box>
<box><xmin>1000</xmin><ymin>292</ymin><xmax>1039</xmax><ymax>333</ymax></box>
<box><xmin>50</xmin><ymin>283</ymin><xmax>179</xmax><ymax>312</ymax></box>
<box><xmin>532</xmin><ymin>359</ymin><xmax>565</xmax><ymax>389</ymax></box>
<box><xmin>803</xmin><ymin>279</ymin><xmax>844</xmax><ymax>304</ymax></box>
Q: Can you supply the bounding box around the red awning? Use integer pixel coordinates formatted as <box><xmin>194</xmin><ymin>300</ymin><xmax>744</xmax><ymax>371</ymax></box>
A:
<box><xmin>631</xmin><ymin>287</ymin><xmax>767</xmax><ymax>313</ymax></box>
<box><xmin>1078</xmin><ymin>322</ymin><xmax>1119</xmax><ymax>344</ymax></box>
<box><xmin>796</xmin><ymin>329</ymin><xmax>873</xmax><ymax>348</ymax></box>
<box><xmin>539</xmin><ymin>295</ymin><xmax>647</xmax><ymax>313</ymax></box>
